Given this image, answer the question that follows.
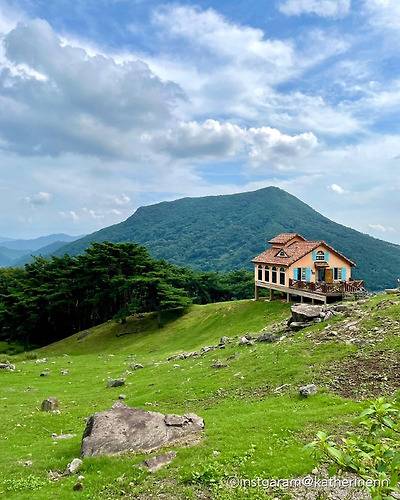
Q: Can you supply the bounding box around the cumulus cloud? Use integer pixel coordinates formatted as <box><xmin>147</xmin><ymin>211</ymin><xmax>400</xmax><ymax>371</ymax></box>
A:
<box><xmin>364</xmin><ymin>0</ymin><xmax>400</xmax><ymax>29</ymax></box>
<box><xmin>328</xmin><ymin>183</ymin><xmax>346</xmax><ymax>194</ymax></box>
<box><xmin>0</xmin><ymin>19</ymin><xmax>183</xmax><ymax>158</ymax></box>
<box><xmin>279</xmin><ymin>0</ymin><xmax>351</xmax><ymax>18</ymax></box>
<box><xmin>24</xmin><ymin>191</ymin><xmax>53</xmax><ymax>206</ymax></box>
<box><xmin>146</xmin><ymin>119</ymin><xmax>318</xmax><ymax>168</ymax></box>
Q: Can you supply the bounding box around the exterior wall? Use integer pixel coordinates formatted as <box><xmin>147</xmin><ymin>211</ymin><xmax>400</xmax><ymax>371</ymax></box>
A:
<box><xmin>254</xmin><ymin>244</ymin><xmax>352</xmax><ymax>287</ymax></box>
<box><xmin>287</xmin><ymin>244</ymin><xmax>352</xmax><ymax>283</ymax></box>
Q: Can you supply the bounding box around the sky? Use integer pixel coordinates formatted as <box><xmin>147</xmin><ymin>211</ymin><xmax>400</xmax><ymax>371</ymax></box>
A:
<box><xmin>0</xmin><ymin>0</ymin><xmax>399</xmax><ymax>242</ymax></box>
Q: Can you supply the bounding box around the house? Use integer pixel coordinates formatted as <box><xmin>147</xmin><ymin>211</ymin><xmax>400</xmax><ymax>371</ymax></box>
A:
<box><xmin>252</xmin><ymin>233</ymin><xmax>364</xmax><ymax>304</ymax></box>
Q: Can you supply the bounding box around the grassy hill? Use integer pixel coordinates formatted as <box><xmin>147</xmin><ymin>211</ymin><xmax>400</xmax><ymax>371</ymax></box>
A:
<box><xmin>1</xmin><ymin>295</ymin><xmax>399</xmax><ymax>499</ymax></box>
<box><xmin>54</xmin><ymin>187</ymin><xmax>400</xmax><ymax>290</ymax></box>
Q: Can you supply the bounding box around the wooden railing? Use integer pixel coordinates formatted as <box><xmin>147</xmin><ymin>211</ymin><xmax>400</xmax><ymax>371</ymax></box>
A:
<box><xmin>288</xmin><ymin>279</ymin><xmax>365</xmax><ymax>295</ymax></box>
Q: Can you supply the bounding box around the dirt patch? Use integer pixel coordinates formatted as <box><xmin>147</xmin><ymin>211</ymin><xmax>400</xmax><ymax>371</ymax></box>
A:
<box><xmin>323</xmin><ymin>350</ymin><xmax>400</xmax><ymax>399</ymax></box>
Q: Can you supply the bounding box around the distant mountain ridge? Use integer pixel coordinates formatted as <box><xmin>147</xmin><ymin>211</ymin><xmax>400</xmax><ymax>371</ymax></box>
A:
<box><xmin>0</xmin><ymin>233</ymin><xmax>83</xmax><ymax>267</ymax></box>
<box><xmin>51</xmin><ymin>186</ymin><xmax>399</xmax><ymax>290</ymax></box>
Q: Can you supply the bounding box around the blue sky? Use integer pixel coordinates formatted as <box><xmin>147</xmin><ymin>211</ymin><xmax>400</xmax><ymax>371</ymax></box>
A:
<box><xmin>0</xmin><ymin>0</ymin><xmax>399</xmax><ymax>243</ymax></box>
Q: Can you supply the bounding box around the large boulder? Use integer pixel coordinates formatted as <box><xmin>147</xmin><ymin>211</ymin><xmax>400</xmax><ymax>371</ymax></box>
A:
<box><xmin>81</xmin><ymin>402</ymin><xmax>204</xmax><ymax>457</ymax></box>
<box><xmin>291</xmin><ymin>304</ymin><xmax>323</xmax><ymax>323</ymax></box>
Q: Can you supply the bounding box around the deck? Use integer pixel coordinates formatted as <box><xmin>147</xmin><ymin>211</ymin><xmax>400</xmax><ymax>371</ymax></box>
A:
<box><xmin>255</xmin><ymin>278</ymin><xmax>365</xmax><ymax>304</ymax></box>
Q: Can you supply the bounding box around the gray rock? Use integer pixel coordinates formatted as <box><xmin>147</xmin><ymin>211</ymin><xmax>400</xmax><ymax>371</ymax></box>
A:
<box><xmin>130</xmin><ymin>363</ymin><xmax>144</xmax><ymax>370</ymax></box>
<box><xmin>239</xmin><ymin>336</ymin><xmax>252</xmax><ymax>346</ymax></box>
<box><xmin>118</xmin><ymin>394</ymin><xmax>126</xmax><ymax>400</ymax></box>
<box><xmin>219</xmin><ymin>336</ymin><xmax>230</xmax><ymax>345</ymax></box>
<box><xmin>61</xmin><ymin>369</ymin><xmax>69</xmax><ymax>375</ymax></box>
<box><xmin>299</xmin><ymin>384</ymin><xmax>318</xmax><ymax>398</ymax></box>
<box><xmin>256</xmin><ymin>332</ymin><xmax>276</xmax><ymax>343</ymax></box>
<box><xmin>142</xmin><ymin>451</ymin><xmax>176</xmax><ymax>472</ymax></box>
<box><xmin>107</xmin><ymin>378</ymin><xmax>125</xmax><ymax>388</ymax></box>
<box><xmin>0</xmin><ymin>362</ymin><xmax>15</xmax><ymax>371</ymax></box>
<box><xmin>41</xmin><ymin>397</ymin><xmax>59</xmax><ymax>412</ymax></box>
<box><xmin>289</xmin><ymin>321</ymin><xmax>314</xmax><ymax>331</ymax></box>
<box><xmin>81</xmin><ymin>402</ymin><xmax>204</xmax><ymax>457</ymax></box>
<box><xmin>40</xmin><ymin>370</ymin><xmax>50</xmax><ymax>377</ymax></box>
<box><xmin>65</xmin><ymin>458</ymin><xmax>83</xmax><ymax>475</ymax></box>
<box><xmin>291</xmin><ymin>304</ymin><xmax>323</xmax><ymax>323</ymax></box>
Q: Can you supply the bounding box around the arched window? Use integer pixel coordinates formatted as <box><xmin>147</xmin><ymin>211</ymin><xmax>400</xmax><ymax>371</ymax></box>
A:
<box><xmin>257</xmin><ymin>265</ymin><xmax>263</xmax><ymax>281</ymax></box>
<box><xmin>265</xmin><ymin>266</ymin><xmax>270</xmax><ymax>282</ymax></box>
<box><xmin>279</xmin><ymin>267</ymin><xmax>286</xmax><ymax>285</ymax></box>
<box><xmin>316</xmin><ymin>250</ymin><xmax>325</xmax><ymax>261</ymax></box>
<box><xmin>271</xmin><ymin>266</ymin><xmax>277</xmax><ymax>284</ymax></box>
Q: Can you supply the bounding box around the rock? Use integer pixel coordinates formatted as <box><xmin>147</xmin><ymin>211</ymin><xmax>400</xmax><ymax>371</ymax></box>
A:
<box><xmin>0</xmin><ymin>362</ymin><xmax>15</xmax><ymax>371</ymax></box>
<box><xmin>65</xmin><ymin>458</ymin><xmax>83</xmax><ymax>475</ymax></box>
<box><xmin>385</xmin><ymin>288</ymin><xmax>400</xmax><ymax>295</ymax></box>
<box><xmin>291</xmin><ymin>304</ymin><xmax>323</xmax><ymax>323</ymax></box>
<box><xmin>107</xmin><ymin>378</ymin><xmax>125</xmax><ymax>388</ymax></box>
<box><xmin>239</xmin><ymin>336</ymin><xmax>253</xmax><ymax>346</ymax></box>
<box><xmin>211</xmin><ymin>360</ymin><xmax>228</xmax><ymax>369</ymax></box>
<box><xmin>41</xmin><ymin>397</ymin><xmax>59</xmax><ymax>412</ymax></box>
<box><xmin>81</xmin><ymin>402</ymin><xmax>204</xmax><ymax>457</ymax></box>
<box><xmin>40</xmin><ymin>370</ymin><xmax>50</xmax><ymax>377</ymax></box>
<box><xmin>299</xmin><ymin>384</ymin><xmax>317</xmax><ymax>398</ymax></box>
<box><xmin>118</xmin><ymin>394</ymin><xmax>126</xmax><ymax>400</ymax></box>
<box><xmin>130</xmin><ymin>363</ymin><xmax>144</xmax><ymax>370</ymax></box>
<box><xmin>61</xmin><ymin>369</ymin><xmax>69</xmax><ymax>375</ymax></box>
<box><xmin>142</xmin><ymin>451</ymin><xmax>176</xmax><ymax>472</ymax></box>
<box><xmin>219</xmin><ymin>336</ymin><xmax>230</xmax><ymax>345</ymax></box>
<box><xmin>52</xmin><ymin>433</ymin><xmax>76</xmax><ymax>440</ymax></box>
<box><xmin>289</xmin><ymin>321</ymin><xmax>314</xmax><ymax>331</ymax></box>
<box><xmin>256</xmin><ymin>332</ymin><xmax>276</xmax><ymax>342</ymax></box>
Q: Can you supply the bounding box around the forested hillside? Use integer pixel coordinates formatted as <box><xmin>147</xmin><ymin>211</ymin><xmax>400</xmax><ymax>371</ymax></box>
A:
<box><xmin>55</xmin><ymin>187</ymin><xmax>400</xmax><ymax>290</ymax></box>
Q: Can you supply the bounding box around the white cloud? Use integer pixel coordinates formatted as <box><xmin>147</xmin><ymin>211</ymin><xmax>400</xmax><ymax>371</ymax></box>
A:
<box><xmin>328</xmin><ymin>183</ymin><xmax>346</xmax><ymax>194</ymax></box>
<box><xmin>368</xmin><ymin>223</ymin><xmax>395</xmax><ymax>233</ymax></box>
<box><xmin>146</xmin><ymin>119</ymin><xmax>318</xmax><ymax>169</ymax></box>
<box><xmin>364</xmin><ymin>0</ymin><xmax>400</xmax><ymax>29</ymax></box>
<box><xmin>24</xmin><ymin>191</ymin><xmax>53</xmax><ymax>206</ymax></box>
<box><xmin>279</xmin><ymin>0</ymin><xmax>351</xmax><ymax>18</ymax></box>
<box><xmin>59</xmin><ymin>210</ymin><xmax>79</xmax><ymax>221</ymax></box>
<box><xmin>110</xmin><ymin>194</ymin><xmax>131</xmax><ymax>206</ymax></box>
<box><xmin>0</xmin><ymin>19</ymin><xmax>183</xmax><ymax>159</ymax></box>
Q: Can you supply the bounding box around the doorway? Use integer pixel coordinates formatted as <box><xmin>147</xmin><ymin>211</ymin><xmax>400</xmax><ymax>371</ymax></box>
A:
<box><xmin>317</xmin><ymin>268</ymin><xmax>326</xmax><ymax>282</ymax></box>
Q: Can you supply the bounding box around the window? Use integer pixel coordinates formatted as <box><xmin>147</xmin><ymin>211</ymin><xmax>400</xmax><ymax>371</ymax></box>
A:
<box><xmin>271</xmin><ymin>266</ymin><xmax>277</xmax><ymax>283</ymax></box>
<box><xmin>277</xmin><ymin>249</ymin><xmax>287</xmax><ymax>257</ymax></box>
<box><xmin>257</xmin><ymin>265</ymin><xmax>263</xmax><ymax>281</ymax></box>
<box><xmin>279</xmin><ymin>267</ymin><xmax>286</xmax><ymax>285</ymax></box>
<box><xmin>333</xmin><ymin>267</ymin><xmax>342</xmax><ymax>280</ymax></box>
<box><xmin>301</xmin><ymin>267</ymin><xmax>307</xmax><ymax>281</ymax></box>
<box><xmin>265</xmin><ymin>267</ymin><xmax>270</xmax><ymax>282</ymax></box>
<box><xmin>316</xmin><ymin>250</ymin><xmax>325</xmax><ymax>261</ymax></box>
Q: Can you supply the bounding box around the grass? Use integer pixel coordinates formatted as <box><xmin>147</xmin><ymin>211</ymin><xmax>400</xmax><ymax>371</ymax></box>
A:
<box><xmin>1</xmin><ymin>296</ymin><xmax>398</xmax><ymax>499</ymax></box>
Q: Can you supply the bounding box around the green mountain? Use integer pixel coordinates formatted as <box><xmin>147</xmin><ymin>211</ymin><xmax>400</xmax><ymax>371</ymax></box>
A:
<box><xmin>55</xmin><ymin>187</ymin><xmax>400</xmax><ymax>290</ymax></box>
<box><xmin>0</xmin><ymin>246</ymin><xmax>29</xmax><ymax>267</ymax></box>
<box><xmin>1</xmin><ymin>233</ymin><xmax>81</xmax><ymax>252</ymax></box>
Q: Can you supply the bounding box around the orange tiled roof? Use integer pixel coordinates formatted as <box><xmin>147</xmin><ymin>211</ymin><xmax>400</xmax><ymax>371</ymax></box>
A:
<box><xmin>252</xmin><ymin>234</ymin><xmax>356</xmax><ymax>267</ymax></box>
<box><xmin>268</xmin><ymin>233</ymin><xmax>305</xmax><ymax>245</ymax></box>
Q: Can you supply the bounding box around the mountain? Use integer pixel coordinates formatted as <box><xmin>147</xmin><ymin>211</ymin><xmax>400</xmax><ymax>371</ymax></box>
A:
<box><xmin>13</xmin><ymin>240</ymin><xmax>73</xmax><ymax>266</ymax></box>
<box><xmin>54</xmin><ymin>187</ymin><xmax>400</xmax><ymax>290</ymax></box>
<box><xmin>0</xmin><ymin>246</ymin><xmax>28</xmax><ymax>267</ymax></box>
<box><xmin>1</xmin><ymin>233</ymin><xmax>81</xmax><ymax>252</ymax></box>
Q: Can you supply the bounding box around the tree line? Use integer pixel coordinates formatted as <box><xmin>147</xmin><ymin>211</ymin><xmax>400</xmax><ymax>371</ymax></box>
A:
<box><xmin>0</xmin><ymin>242</ymin><xmax>253</xmax><ymax>347</ymax></box>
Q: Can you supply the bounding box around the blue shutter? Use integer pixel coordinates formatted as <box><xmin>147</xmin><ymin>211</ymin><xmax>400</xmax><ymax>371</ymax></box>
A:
<box><xmin>325</xmin><ymin>251</ymin><xmax>330</xmax><ymax>262</ymax></box>
<box><xmin>306</xmin><ymin>267</ymin><xmax>312</xmax><ymax>282</ymax></box>
<box><xmin>293</xmin><ymin>268</ymin><xmax>298</xmax><ymax>280</ymax></box>
<box><xmin>312</xmin><ymin>250</ymin><xmax>317</xmax><ymax>261</ymax></box>
<box><xmin>342</xmin><ymin>267</ymin><xmax>347</xmax><ymax>281</ymax></box>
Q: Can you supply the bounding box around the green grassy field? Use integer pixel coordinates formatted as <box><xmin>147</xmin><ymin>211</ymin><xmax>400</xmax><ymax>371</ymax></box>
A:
<box><xmin>1</xmin><ymin>296</ymin><xmax>399</xmax><ymax>499</ymax></box>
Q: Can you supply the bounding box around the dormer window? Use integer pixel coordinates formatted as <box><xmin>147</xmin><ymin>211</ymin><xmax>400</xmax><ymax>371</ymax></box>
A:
<box><xmin>316</xmin><ymin>250</ymin><xmax>325</xmax><ymax>261</ymax></box>
<box><xmin>277</xmin><ymin>249</ymin><xmax>288</xmax><ymax>258</ymax></box>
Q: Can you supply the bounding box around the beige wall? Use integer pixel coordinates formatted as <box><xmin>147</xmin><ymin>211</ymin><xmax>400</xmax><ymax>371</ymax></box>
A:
<box><xmin>254</xmin><ymin>244</ymin><xmax>352</xmax><ymax>285</ymax></box>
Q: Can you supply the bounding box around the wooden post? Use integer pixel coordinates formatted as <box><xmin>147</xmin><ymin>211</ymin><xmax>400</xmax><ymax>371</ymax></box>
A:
<box><xmin>300</xmin><ymin>295</ymin><xmax>304</xmax><ymax>303</ymax></box>
<box><xmin>269</xmin><ymin>288</ymin><xmax>273</xmax><ymax>301</ymax></box>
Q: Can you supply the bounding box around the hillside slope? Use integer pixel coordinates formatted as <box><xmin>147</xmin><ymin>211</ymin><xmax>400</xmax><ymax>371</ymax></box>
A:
<box><xmin>1</xmin><ymin>296</ymin><xmax>399</xmax><ymax>499</ymax></box>
<box><xmin>55</xmin><ymin>187</ymin><xmax>399</xmax><ymax>290</ymax></box>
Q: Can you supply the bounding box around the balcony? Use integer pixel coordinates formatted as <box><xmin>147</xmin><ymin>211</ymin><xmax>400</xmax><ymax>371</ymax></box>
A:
<box><xmin>288</xmin><ymin>278</ymin><xmax>365</xmax><ymax>295</ymax></box>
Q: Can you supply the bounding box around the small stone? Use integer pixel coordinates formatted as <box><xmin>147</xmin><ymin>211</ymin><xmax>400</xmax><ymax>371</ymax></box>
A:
<box><xmin>61</xmin><ymin>369</ymin><xmax>69</xmax><ymax>375</ymax></box>
<box><xmin>211</xmin><ymin>360</ymin><xmax>228</xmax><ymax>369</ymax></box>
<box><xmin>0</xmin><ymin>362</ymin><xmax>15</xmax><ymax>371</ymax></box>
<box><xmin>142</xmin><ymin>451</ymin><xmax>176</xmax><ymax>472</ymax></box>
<box><xmin>299</xmin><ymin>384</ymin><xmax>317</xmax><ymax>398</ymax></box>
<box><xmin>52</xmin><ymin>433</ymin><xmax>76</xmax><ymax>440</ymax></box>
<box><xmin>118</xmin><ymin>394</ymin><xmax>126</xmax><ymax>400</ymax></box>
<box><xmin>239</xmin><ymin>336</ymin><xmax>253</xmax><ymax>346</ymax></box>
<box><xmin>41</xmin><ymin>397</ymin><xmax>59</xmax><ymax>412</ymax></box>
<box><xmin>35</xmin><ymin>358</ymin><xmax>47</xmax><ymax>364</ymax></box>
<box><xmin>107</xmin><ymin>378</ymin><xmax>125</xmax><ymax>388</ymax></box>
<box><xmin>130</xmin><ymin>363</ymin><xmax>144</xmax><ymax>370</ymax></box>
<box><xmin>257</xmin><ymin>332</ymin><xmax>276</xmax><ymax>343</ymax></box>
<box><xmin>66</xmin><ymin>458</ymin><xmax>83</xmax><ymax>475</ymax></box>
<box><xmin>40</xmin><ymin>371</ymin><xmax>50</xmax><ymax>377</ymax></box>
<box><xmin>219</xmin><ymin>336</ymin><xmax>230</xmax><ymax>345</ymax></box>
